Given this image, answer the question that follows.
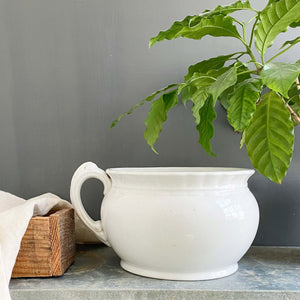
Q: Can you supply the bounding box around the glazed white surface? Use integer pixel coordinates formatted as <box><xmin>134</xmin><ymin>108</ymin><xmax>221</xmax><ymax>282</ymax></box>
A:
<box><xmin>70</xmin><ymin>162</ymin><xmax>259</xmax><ymax>280</ymax></box>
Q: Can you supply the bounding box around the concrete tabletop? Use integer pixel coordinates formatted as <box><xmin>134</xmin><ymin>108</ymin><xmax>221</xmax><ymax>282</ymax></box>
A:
<box><xmin>10</xmin><ymin>245</ymin><xmax>300</xmax><ymax>300</ymax></box>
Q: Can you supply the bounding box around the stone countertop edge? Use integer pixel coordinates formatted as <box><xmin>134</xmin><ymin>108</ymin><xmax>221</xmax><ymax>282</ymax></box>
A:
<box><xmin>10</xmin><ymin>245</ymin><xmax>300</xmax><ymax>300</ymax></box>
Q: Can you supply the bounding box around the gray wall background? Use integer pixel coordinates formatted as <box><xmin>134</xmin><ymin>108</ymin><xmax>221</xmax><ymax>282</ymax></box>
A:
<box><xmin>0</xmin><ymin>0</ymin><xmax>299</xmax><ymax>245</ymax></box>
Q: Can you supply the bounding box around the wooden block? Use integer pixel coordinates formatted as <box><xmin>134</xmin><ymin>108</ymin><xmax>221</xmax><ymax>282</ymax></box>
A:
<box><xmin>11</xmin><ymin>208</ymin><xmax>76</xmax><ymax>278</ymax></box>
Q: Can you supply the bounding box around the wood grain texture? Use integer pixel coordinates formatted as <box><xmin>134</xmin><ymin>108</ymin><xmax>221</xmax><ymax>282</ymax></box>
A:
<box><xmin>11</xmin><ymin>208</ymin><xmax>75</xmax><ymax>278</ymax></box>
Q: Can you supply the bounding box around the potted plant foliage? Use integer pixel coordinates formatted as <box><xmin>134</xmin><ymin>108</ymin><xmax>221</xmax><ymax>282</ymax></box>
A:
<box><xmin>111</xmin><ymin>0</ymin><xmax>300</xmax><ymax>184</ymax></box>
<box><xmin>71</xmin><ymin>0</ymin><xmax>300</xmax><ymax>280</ymax></box>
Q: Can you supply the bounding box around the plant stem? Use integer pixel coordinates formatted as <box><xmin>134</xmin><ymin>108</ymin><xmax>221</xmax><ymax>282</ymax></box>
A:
<box><xmin>296</xmin><ymin>77</ymin><xmax>300</xmax><ymax>102</ymax></box>
<box><xmin>266</xmin><ymin>44</ymin><xmax>295</xmax><ymax>63</ymax></box>
<box><xmin>237</xmin><ymin>36</ymin><xmax>260</xmax><ymax>70</ymax></box>
<box><xmin>249</xmin><ymin>16</ymin><xmax>259</xmax><ymax>48</ymax></box>
<box><xmin>277</xmin><ymin>92</ymin><xmax>300</xmax><ymax>124</ymax></box>
<box><xmin>236</xmin><ymin>53</ymin><xmax>245</xmax><ymax>60</ymax></box>
<box><xmin>231</xmin><ymin>17</ymin><xmax>244</xmax><ymax>27</ymax></box>
<box><xmin>246</xmin><ymin>60</ymin><xmax>264</xmax><ymax>67</ymax></box>
<box><xmin>256</xmin><ymin>97</ymin><xmax>262</xmax><ymax>105</ymax></box>
<box><xmin>237</xmin><ymin>70</ymin><xmax>257</xmax><ymax>75</ymax></box>
<box><xmin>242</xmin><ymin>23</ymin><xmax>247</xmax><ymax>42</ymax></box>
<box><xmin>247</xmin><ymin>14</ymin><xmax>258</xmax><ymax>26</ymax></box>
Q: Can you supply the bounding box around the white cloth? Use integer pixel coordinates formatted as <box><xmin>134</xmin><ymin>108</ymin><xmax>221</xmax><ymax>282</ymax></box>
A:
<box><xmin>0</xmin><ymin>191</ymin><xmax>101</xmax><ymax>300</ymax></box>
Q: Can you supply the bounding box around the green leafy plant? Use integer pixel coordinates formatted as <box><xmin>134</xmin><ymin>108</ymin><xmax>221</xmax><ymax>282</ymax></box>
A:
<box><xmin>111</xmin><ymin>0</ymin><xmax>300</xmax><ymax>183</ymax></box>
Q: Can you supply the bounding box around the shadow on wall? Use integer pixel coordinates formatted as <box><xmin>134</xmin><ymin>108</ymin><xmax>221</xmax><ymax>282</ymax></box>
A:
<box><xmin>250</xmin><ymin>172</ymin><xmax>300</xmax><ymax>246</ymax></box>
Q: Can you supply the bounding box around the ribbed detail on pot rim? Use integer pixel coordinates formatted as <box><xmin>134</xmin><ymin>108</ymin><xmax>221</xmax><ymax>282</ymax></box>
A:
<box><xmin>106</xmin><ymin>167</ymin><xmax>254</xmax><ymax>190</ymax></box>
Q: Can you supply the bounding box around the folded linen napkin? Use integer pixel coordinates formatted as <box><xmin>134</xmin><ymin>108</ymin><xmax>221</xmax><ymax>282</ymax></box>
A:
<box><xmin>0</xmin><ymin>191</ymin><xmax>101</xmax><ymax>300</ymax></box>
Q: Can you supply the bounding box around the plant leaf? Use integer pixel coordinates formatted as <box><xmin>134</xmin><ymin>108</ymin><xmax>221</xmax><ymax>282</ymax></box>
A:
<box><xmin>290</xmin><ymin>20</ymin><xmax>300</xmax><ymax>27</ymax></box>
<box><xmin>261</xmin><ymin>62</ymin><xmax>300</xmax><ymax>98</ymax></box>
<box><xmin>196</xmin><ymin>96</ymin><xmax>217</xmax><ymax>156</ymax></box>
<box><xmin>191</xmin><ymin>89</ymin><xmax>210</xmax><ymax>124</ymax></box>
<box><xmin>189</xmin><ymin>74</ymin><xmax>216</xmax><ymax>123</ymax></box>
<box><xmin>111</xmin><ymin>84</ymin><xmax>178</xmax><ymax>128</ymax></box>
<box><xmin>185</xmin><ymin>54</ymin><xmax>237</xmax><ymax>81</ymax></box>
<box><xmin>280</xmin><ymin>36</ymin><xmax>300</xmax><ymax>49</ymax></box>
<box><xmin>149</xmin><ymin>15</ymin><xmax>196</xmax><ymax>47</ymax></box>
<box><xmin>144</xmin><ymin>90</ymin><xmax>178</xmax><ymax>153</ymax></box>
<box><xmin>266</xmin><ymin>0</ymin><xmax>280</xmax><ymax>5</ymax></box>
<box><xmin>179</xmin><ymin>15</ymin><xmax>242</xmax><ymax>41</ymax></box>
<box><xmin>288</xmin><ymin>78</ymin><xmax>300</xmax><ymax>98</ymax></box>
<box><xmin>179</xmin><ymin>72</ymin><xmax>215</xmax><ymax>122</ymax></box>
<box><xmin>149</xmin><ymin>0</ymin><xmax>253</xmax><ymax>47</ymax></box>
<box><xmin>227</xmin><ymin>78</ymin><xmax>263</xmax><ymax>132</ymax></box>
<box><xmin>219</xmin><ymin>63</ymin><xmax>251</xmax><ymax>110</ymax></box>
<box><xmin>265</xmin><ymin>0</ymin><xmax>300</xmax><ymax>28</ymax></box>
<box><xmin>208</xmin><ymin>64</ymin><xmax>238</xmax><ymax>105</ymax></box>
<box><xmin>178</xmin><ymin>73</ymin><xmax>215</xmax><ymax>105</ymax></box>
<box><xmin>150</xmin><ymin>14</ymin><xmax>242</xmax><ymax>46</ymax></box>
<box><xmin>219</xmin><ymin>93</ymin><xmax>231</xmax><ymax>110</ymax></box>
<box><xmin>186</xmin><ymin>0</ymin><xmax>255</xmax><ymax>27</ymax></box>
<box><xmin>181</xmin><ymin>66</ymin><xmax>236</xmax><ymax>119</ymax></box>
<box><xmin>255</xmin><ymin>0</ymin><xmax>300</xmax><ymax>59</ymax></box>
<box><xmin>202</xmin><ymin>0</ymin><xmax>254</xmax><ymax>17</ymax></box>
<box><xmin>180</xmin><ymin>73</ymin><xmax>216</xmax><ymax>93</ymax></box>
<box><xmin>180</xmin><ymin>85</ymin><xmax>196</xmax><ymax>106</ymax></box>
<box><xmin>245</xmin><ymin>90</ymin><xmax>294</xmax><ymax>183</ymax></box>
<box><xmin>183</xmin><ymin>66</ymin><xmax>236</xmax><ymax>120</ymax></box>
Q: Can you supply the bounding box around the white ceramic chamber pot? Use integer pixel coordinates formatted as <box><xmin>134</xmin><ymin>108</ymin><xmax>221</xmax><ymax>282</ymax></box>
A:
<box><xmin>70</xmin><ymin>162</ymin><xmax>259</xmax><ymax>280</ymax></box>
